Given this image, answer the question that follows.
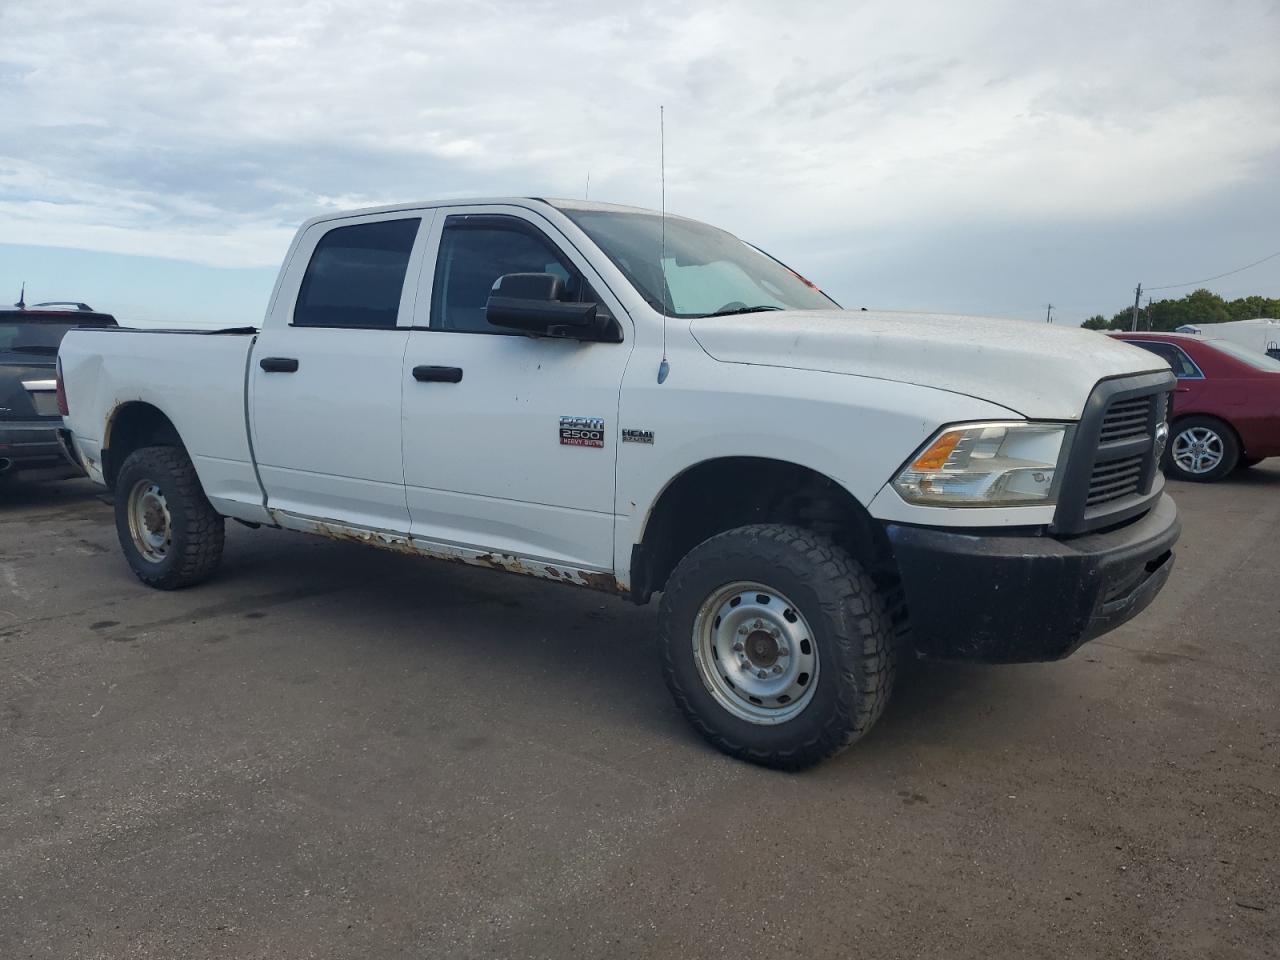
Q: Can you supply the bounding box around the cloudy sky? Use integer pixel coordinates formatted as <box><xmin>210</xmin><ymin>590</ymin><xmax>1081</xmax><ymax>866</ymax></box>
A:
<box><xmin>2</xmin><ymin>0</ymin><xmax>1278</xmax><ymax>326</ymax></box>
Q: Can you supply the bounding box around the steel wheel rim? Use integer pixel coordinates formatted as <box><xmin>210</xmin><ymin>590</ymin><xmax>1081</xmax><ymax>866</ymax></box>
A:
<box><xmin>127</xmin><ymin>479</ymin><xmax>172</xmax><ymax>563</ymax></box>
<box><xmin>692</xmin><ymin>580</ymin><xmax>819</xmax><ymax>725</ymax></box>
<box><xmin>1172</xmin><ymin>426</ymin><xmax>1224</xmax><ymax>475</ymax></box>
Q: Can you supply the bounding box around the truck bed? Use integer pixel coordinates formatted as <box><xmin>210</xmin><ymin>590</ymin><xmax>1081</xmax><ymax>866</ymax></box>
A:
<box><xmin>59</xmin><ymin>326</ymin><xmax>264</xmax><ymax>517</ymax></box>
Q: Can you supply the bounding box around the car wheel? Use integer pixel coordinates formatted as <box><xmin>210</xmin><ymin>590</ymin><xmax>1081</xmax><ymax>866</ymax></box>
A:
<box><xmin>1165</xmin><ymin>416</ymin><xmax>1239</xmax><ymax>482</ymax></box>
<box><xmin>658</xmin><ymin>523</ymin><xmax>896</xmax><ymax>770</ymax></box>
<box><xmin>114</xmin><ymin>445</ymin><xmax>225</xmax><ymax>589</ymax></box>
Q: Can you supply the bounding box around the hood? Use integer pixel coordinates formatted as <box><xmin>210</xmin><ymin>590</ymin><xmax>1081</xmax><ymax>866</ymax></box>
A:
<box><xmin>689</xmin><ymin>309</ymin><xmax>1167</xmax><ymax>419</ymax></box>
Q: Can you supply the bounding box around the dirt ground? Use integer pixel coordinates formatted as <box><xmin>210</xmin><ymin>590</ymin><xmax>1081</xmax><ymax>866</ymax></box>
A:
<box><xmin>1</xmin><ymin>467</ymin><xmax>1277</xmax><ymax>959</ymax></box>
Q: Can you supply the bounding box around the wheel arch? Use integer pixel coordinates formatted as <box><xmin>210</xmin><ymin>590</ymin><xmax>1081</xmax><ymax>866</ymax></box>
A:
<box><xmin>101</xmin><ymin>401</ymin><xmax>186</xmax><ymax>487</ymax></box>
<box><xmin>629</xmin><ymin>456</ymin><xmax>901</xmax><ymax>608</ymax></box>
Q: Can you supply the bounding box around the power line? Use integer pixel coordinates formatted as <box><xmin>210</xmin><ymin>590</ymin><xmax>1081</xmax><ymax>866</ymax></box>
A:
<box><xmin>1147</xmin><ymin>249</ymin><xmax>1280</xmax><ymax>291</ymax></box>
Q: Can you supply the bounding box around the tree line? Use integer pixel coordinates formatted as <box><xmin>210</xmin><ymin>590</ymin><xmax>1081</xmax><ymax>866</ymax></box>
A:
<box><xmin>1080</xmin><ymin>289</ymin><xmax>1280</xmax><ymax>331</ymax></box>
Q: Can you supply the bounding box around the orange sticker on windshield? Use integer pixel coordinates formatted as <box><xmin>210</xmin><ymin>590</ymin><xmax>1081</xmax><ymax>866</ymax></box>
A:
<box><xmin>788</xmin><ymin>268</ymin><xmax>821</xmax><ymax>291</ymax></box>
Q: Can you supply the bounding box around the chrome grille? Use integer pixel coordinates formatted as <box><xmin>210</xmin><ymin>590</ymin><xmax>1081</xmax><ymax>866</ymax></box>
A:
<box><xmin>1086</xmin><ymin>454</ymin><xmax>1144</xmax><ymax>506</ymax></box>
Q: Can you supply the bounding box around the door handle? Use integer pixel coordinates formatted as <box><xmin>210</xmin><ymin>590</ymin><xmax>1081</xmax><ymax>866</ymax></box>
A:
<box><xmin>413</xmin><ymin>365</ymin><xmax>463</xmax><ymax>383</ymax></box>
<box><xmin>259</xmin><ymin>357</ymin><xmax>299</xmax><ymax>373</ymax></box>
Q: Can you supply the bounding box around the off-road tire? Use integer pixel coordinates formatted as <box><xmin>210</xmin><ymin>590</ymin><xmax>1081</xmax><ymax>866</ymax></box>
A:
<box><xmin>114</xmin><ymin>445</ymin><xmax>225</xmax><ymax>589</ymax></box>
<box><xmin>659</xmin><ymin>524</ymin><xmax>896</xmax><ymax>770</ymax></box>
<box><xmin>1164</xmin><ymin>415</ymin><xmax>1239</xmax><ymax>483</ymax></box>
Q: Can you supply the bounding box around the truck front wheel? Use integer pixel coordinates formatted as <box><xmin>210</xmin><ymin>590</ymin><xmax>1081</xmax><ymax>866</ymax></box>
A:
<box><xmin>658</xmin><ymin>524</ymin><xmax>896</xmax><ymax>770</ymax></box>
<box><xmin>113</xmin><ymin>445</ymin><xmax>225</xmax><ymax>589</ymax></box>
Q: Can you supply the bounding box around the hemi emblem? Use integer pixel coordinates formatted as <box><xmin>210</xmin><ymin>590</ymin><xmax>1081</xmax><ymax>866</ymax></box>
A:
<box><xmin>622</xmin><ymin>428</ymin><xmax>654</xmax><ymax>444</ymax></box>
<box><xmin>560</xmin><ymin>416</ymin><xmax>605</xmax><ymax>448</ymax></box>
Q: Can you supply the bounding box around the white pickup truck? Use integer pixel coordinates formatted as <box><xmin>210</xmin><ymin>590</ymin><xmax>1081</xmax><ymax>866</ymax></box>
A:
<box><xmin>59</xmin><ymin>198</ymin><xmax>1180</xmax><ymax>768</ymax></box>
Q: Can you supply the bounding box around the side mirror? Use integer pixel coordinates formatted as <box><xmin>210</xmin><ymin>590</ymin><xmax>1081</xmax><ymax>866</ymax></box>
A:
<box><xmin>485</xmin><ymin>273</ymin><xmax>601</xmax><ymax>339</ymax></box>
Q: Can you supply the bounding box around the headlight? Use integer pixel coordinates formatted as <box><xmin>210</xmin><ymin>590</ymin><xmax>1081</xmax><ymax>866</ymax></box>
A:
<box><xmin>893</xmin><ymin>421</ymin><xmax>1071</xmax><ymax>506</ymax></box>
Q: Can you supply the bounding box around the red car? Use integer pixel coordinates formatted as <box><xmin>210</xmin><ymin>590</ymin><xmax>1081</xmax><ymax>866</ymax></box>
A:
<box><xmin>1110</xmin><ymin>331</ymin><xmax>1280</xmax><ymax>481</ymax></box>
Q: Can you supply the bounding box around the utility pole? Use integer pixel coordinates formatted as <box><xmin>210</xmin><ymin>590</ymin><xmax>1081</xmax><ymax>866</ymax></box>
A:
<box><xmin>1145</xmin><ymin>297</ymin><xmax>1152</xmax><ymax>331</ymax></box>
<box><xmin>1130</xmin><ymin>283</ymin><xmax>1142</xmax><ymax>332</ymax></box>
<box><xmin>1045</xmin><ymin>303</ymin><xmax>1054</xmax><ymax>324</ymax></box>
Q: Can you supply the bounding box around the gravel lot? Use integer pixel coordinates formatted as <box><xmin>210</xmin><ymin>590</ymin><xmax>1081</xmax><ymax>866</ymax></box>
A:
<box><xmin>2</xmin><ymin>467</ymin><xmax>1277</xmax><ymax>959</ymax></box>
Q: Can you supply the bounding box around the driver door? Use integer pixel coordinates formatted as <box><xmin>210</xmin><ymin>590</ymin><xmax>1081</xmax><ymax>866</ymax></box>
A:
<box><xmin>400</xmin><ymin>208</ymin><xmax>634</xmax><ymax>570</ymax></box>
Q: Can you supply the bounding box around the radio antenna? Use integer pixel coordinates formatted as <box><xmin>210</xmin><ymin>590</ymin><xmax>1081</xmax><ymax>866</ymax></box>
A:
<box><xmin>584</xmin><ymin>170</ymin><xmax>590</xmax><ymax>200</ymax></box>
<box><xmin>657</xmin><ymin>105</ymin><xmax>670</xmax><ymax>384</ymax></box>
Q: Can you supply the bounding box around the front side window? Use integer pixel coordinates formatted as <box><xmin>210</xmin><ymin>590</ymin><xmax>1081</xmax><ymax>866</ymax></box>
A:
<box><xmin>556</xmin><ymin>204</ymin><xmax>838</xmax><ymax>318</ymax></box>
<box><xmin>1131</xmin><ymin>340</ymin><xmax>1202</xmax><ymax>379</ymax></box>
<box><xmin>431</xmin><ymin>217</ymin><xmax>592</xmax><ymax>333</ymax></box>
<box><xmin>294</xmin><ymin>218</ymin><xmax>421</xmax><ymax>329</ymax></box>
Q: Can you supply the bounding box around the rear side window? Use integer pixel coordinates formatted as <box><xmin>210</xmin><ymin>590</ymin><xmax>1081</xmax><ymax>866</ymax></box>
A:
<box><xmin>430</xmin><ymin>218</ymin><xmax>590</xmax><ymax>334</ymax></box>
<box><xmin>1130</xmin><ymin>340</ymin><xmax>1201</xmax><ymax>378</ymax></box>
<box><xmin>294</xmin><ymin>218</ymin><xmax>421</xmax><ymax>329</ymax></box>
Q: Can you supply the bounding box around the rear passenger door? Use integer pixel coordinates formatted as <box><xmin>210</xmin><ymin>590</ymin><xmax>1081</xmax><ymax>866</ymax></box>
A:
<box><xmin>250</xmin><ymin>212</ymin><xmax>433</xmax><ymax>531</ymax></box>
<box><xmin>400</xmin><ymin>208</ymin><xmax>633</xmax><ymax>571</ymax></box>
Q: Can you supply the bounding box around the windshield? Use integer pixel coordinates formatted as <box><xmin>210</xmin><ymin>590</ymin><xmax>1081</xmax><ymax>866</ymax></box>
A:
<box><xmin>1206</xmin><ymin>339</ymin><xmax>1280</xmax><ymax>373</ymax></box>
<box><xmin>557</xmin><ymin>206</ymin><xmax>838</xmax><ymax>318</ymax></box>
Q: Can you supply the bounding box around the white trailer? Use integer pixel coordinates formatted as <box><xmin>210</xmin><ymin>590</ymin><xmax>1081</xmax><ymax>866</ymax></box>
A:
<box><xmin>1175</xmin><ymin>318</ymin><xmax>1280</xmax><ymax>358</ymax></box>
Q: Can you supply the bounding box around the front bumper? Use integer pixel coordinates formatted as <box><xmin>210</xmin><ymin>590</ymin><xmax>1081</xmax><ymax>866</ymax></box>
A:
<box><xmin>885</xmin><ymin>493</ymin><xmax>1180</xmax><ymax>663</ymax></box>
<box><xmin>0</xmin><ymin>420</ymin><xmax>81</xmax><ymax>475</ymax></box>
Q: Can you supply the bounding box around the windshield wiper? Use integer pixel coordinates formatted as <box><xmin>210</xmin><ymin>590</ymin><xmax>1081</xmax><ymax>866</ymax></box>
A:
<box><xmin>707</xmin><ymin>305</ymin><xmax>785</xmax><ymax>317</ymax></box>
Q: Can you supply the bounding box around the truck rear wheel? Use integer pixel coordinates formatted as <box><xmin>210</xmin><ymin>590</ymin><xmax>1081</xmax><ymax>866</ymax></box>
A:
<box><xmin>113</xmin><ymin>445</ymin><xmax>225</xmax><ymax>589</ymax></box>
<box><xmin>658</xmin><ymin>524</ymin><xmax>896</xmax><ymax>770</ymax></box>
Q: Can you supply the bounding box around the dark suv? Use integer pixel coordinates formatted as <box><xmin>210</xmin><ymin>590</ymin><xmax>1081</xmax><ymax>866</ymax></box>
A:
<box><xmin>1</xmin><ymin>301</ymin><xmax>117</xmax><ymax>482</ymax></box>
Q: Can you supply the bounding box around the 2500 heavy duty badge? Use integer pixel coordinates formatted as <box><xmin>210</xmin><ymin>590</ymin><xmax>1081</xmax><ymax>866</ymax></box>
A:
<box><xmin>559</xmin><ymin>416</ymin><xmax>605</xmax><ymax>448</ymax></box>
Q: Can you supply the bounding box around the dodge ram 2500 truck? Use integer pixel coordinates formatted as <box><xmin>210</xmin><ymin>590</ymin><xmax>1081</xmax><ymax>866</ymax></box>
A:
<box><xmin>59</xmin><ymin>198</ymin><xmax>1180</xmax><ymax>769</ymax></box>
